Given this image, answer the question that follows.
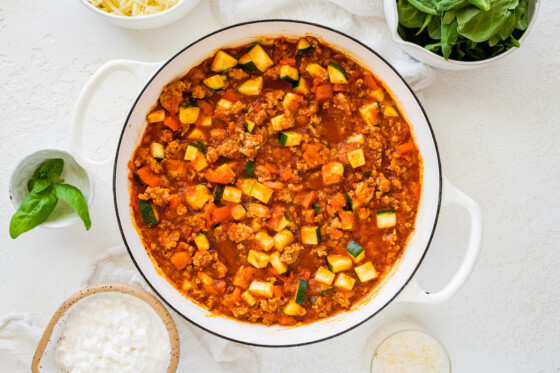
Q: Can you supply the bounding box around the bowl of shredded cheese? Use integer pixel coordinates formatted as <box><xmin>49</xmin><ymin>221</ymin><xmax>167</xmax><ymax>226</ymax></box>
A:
<box><xmin>32</xmin><ymin>283</ymin><xmax>180</xmax><ymax>373</ymax></box>
<box><xmin>78</xmin><ymin>0</ymin><xmax>201</xmax><ymax>29</ymax></box>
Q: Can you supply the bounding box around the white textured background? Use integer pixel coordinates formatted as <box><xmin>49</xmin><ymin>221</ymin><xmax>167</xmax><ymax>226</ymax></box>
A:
<box><xmin>1</xmin><ymin>1</ymin><xmax>559</xmax><ymax>372</ymax></box>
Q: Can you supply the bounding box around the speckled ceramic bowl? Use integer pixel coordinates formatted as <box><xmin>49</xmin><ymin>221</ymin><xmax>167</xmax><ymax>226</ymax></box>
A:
<box><xmin>32</xmin><ymin>282</ymin><xmax>180</xmax><ymax>373</ymax></box>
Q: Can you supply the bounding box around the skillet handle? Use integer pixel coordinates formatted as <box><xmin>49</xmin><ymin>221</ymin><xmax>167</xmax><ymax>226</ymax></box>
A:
<box><xmin>397</xmin><ymin>177</ymin><xmax>482</xmax><ymax>304</ymax></box>
<box><xmin>70</xmin><ymin>59</ymin><xmax>161</xmax><ymax>186</ymax></box>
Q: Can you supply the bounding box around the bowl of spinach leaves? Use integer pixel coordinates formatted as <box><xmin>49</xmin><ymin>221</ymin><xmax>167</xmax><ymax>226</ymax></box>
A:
<box><xmin>384</xmin><ymin>0</ymin><xmax>539</xmax><ymax>69</ymax></box>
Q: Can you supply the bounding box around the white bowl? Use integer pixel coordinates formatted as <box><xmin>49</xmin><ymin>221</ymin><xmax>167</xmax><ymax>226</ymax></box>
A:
<box><xmin>9</xmin><ymin>149</ymin><xmax>93</xmax><ymax>229</ymax></box>
<box><xmin>77</xmin><ymin>0</ymin><xmax>201</xmax><ymax>29</ymax></box>
<box><xmin>383</xmin><ymin>0</ymin><xmax>540</xmax><ymax>70</ymax></box>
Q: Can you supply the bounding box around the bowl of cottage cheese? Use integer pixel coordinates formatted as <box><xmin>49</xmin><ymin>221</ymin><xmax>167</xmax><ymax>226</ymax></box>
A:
<box><xmin>32</xmin><ymin>283</ymin><xmax>180</xmax><ymax>373</ymax></box>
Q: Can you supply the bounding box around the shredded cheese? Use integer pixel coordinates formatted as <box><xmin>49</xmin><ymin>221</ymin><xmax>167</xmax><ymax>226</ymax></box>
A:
<box><xmin>87</xmin><ymin>0</ymin><xmax>179</xmax><ymax>17</ymax></box>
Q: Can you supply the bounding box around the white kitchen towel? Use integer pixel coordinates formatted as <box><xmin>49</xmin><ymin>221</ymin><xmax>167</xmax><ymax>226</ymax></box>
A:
<box><xmin>0</xmin><ymin>245</ymin><xmax>258</xmax><ymax>373</ymax></box>
<box><xmin>212</xmin><ymin>0</ymin><xmax>436</xmax><ymax>91</ymax></box>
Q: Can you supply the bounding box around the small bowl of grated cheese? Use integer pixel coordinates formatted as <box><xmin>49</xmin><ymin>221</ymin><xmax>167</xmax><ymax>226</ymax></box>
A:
<box><xmin>32</xmin><ymin>283</ymin><xmax>180</xmax><ymax>373</ymax></box>
<box><xmin>78</xmin><ymin>0</ymin><xmax>201</xmax><ymax>29</ymax></box>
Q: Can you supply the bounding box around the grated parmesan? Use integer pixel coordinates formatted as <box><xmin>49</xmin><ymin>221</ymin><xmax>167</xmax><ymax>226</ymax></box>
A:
<box><xmin>371</xmin><ymin>330</ymin><xmax>450</xmax><ymax>373</ymax></box>
<box><xmin>87</xmin><ymin>0</ymin><xmax>179</xmax><ymax>17</ymax></box>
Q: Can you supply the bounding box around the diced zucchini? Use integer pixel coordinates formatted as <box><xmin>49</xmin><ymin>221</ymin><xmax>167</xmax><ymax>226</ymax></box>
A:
<box><xmin>250</xmin><ymin>182</ymin><xmax>273</xmax><ymax>204</ymax></box>
<box><xmin>242</xmin><ymin>290</ymin><xmax>257</xmax><ymax>306</ymax></box>
<box><xmin>243</xmin><ymin>160</ymin><xmax>255</xmax><ymax>177</ymax></box>
<box><xmin>146</xmin><ymin>109</ymin><xmax>165</xmax><ymax>123</ymax></box>
<box><xmin>280</xmin><ymin>65</ymin><xmax>299</xmax><ymax>84</ymax></box>
<box><xmin>295</xmin><ymin>279</ymin><xmax>307</xmax><ymax>305</ymax></box>
<box><xmin>222</xmin><ymin>186</ymin><xmax>242</xmax><ymax>203</ymax></box>
<box><xmin>238</xmin><ymin>53</ymin><xmax>257</xmax><ymax>72</ymax></box>
<box><xmin>283</xmin><ymin>300</ymin><xmax>306</xmax><ymax>316</ymax></box>
<box><xmin>255</xmin><ymin>231</ymin><xmax>275</xmax><ymax>251</ymax></box>
<box><xmin>321</xmin><ymin>162</ymin><xmax>345</xmax><ymax>185</ymax></box>
<box><xmin>217</xmin><ymin>98</ymin><xmax>233</xmax><ymax>110</ymax></box>
<box><xmin>273</xmin><ymin>229</ymin><xmax>294</xmax><ymax>251</ymax></box>
<box><xmin>327</xmin><ymin>62</ymin><xmax>348</xmax><ymax>84</ymax></box>
<box><xmin>319</xmin><ymin>285</ymin><xmax>334</xmax><ymax>296</ymax></box>
<box><xmin>187</xmin><ymin>128</ymin><xmax>206</xmax><ymax>141</ymax></box>
<box><xmin>190</xmin><ymin>152</ymin><xmax>208</xmax><ymax>172</ymax></box>
<box><xmin>334</xmin><ymin>273</ymin><xmax>356</xmax><ymax>291</ymax></box>
<box><xmin>182</xmin><ymin>279</ymin><xmax>193</xmax><ymax>291</ymax></box>
<box><xmin>244</xmin><ymin>119</ymin><xmax>256</xmax><ymax>133</ymax></box>
<box><xmin>359</xmin><ymin>102</ymin><xmax>380</xmax><ymax>125</ymax></box>
<box><xmin>150</xmin><ymin>142</ymin><xmax>165</xmax><ymax>160</ymax></box>
<box><xmin>139</xmin><ymin>199</ymin><xmax>158</xmax><ymax>225</ymax></box>
<box><xmin>179</xmin><ymin>103</ymin><xmax>200</xmax><ymax>125</ymax></box>
<box><xmin>326</xmin><ymin>255</ymin><xmax>353</xmax><ymax>273</ymax></box>
<box><xmin>383</xmin><ymin>105</ymin><xmax>399</xmax><ymax>117</ymax></box>
<box><xmin>203</xmin><ymin>74</ymin><xmax>226</xmax><ymax>90</ymax></box>
<box><xmin>194</xmin><ymin>233</ymin><xmax>210</xmax><ymax>251</ymax></box>
<box><xmin>305</xmin><ymin>63</ymin><xmax>328</xmax><ymax>80</ymax></box>
<box><xmin>133</xmin><ymin>172</ymin><xmax>145</xmax><ymax>186</ymax></box>
<box><xmin>272</xmin><ymin>213</ymin><xmax>290</xmax><ymax>232</ymax></box>
<box><xmin>240</xmin><ymin>179</ymin><xmax>256</xmax><ymax>196</ymax></box>
<box><xmin>231</xmin><ymin>204</ymin><xmax>247</xmax><ymax>220</ymax></box>
<box><xmin>237</xmin><ymin>76</ymin><xmax>263</xmax><ymax>96</ymax></box>
<box><xmin>292</xmin><ymin>77</ymin><xmax>310</xmax><ymax>95</ymax></box>
<box><xmin>311</xmin><ymin>203</ymin><xmax>321</xmax><ymax>216</ymax></box>
<box><xmin>345</xmin><ymin>193</ymin><xmax>353</xmax><ymax>211</ymax></box>
<box><xmin>212</xmin><ymin>222</ymin><xmax>222</xmax><ymax>230</ymax></box>
<box><xmin>296</xmin><ymin>38</ymin><xmax>312</xmax><ymax>56</ymax></box>
<box><xmin>271</xmin><ymin>114</ymin><xmax>294</xmax><ymax>131</ymax></box>
<box><xmin>186</xmin><ymin>185</ymin><xmax>211</xmax><ymax>210</ymax></box>
<box><xmin>247</xmin><ymin>249</ymin><xmax>269</xmax><ymax>269</ymax></box>
<box><xmin>347</xmin><ymin>134</ymin><xmax>365</xmax><ymax>144</ymax></box>
<box><xmin>247</xmin><ymin>44</ymin><xmax>274</xmax><ymax>72</ymax></box>
<box><xmin>269</xmin><ymin>251</ymin><xmax>288</xmax><ymax>274</ymax></box>
<box><xmin>248</xmin><ymin>280</ymin><xmax>274</xmax><ymax>298</ymax></box>
<box><xmin>376</xmin><ymin>209</ymin><xmax>396</xmax><ymax>228</ymax></box>
<box><xmin>213</xmin><ymin>184</ymin><xmax>224</xmax><ymax>204</ymax></box>
<box><xmin>199</xmin><ymin>116</ymin><xmax>212</xmax><ymax>127</ymax></box>
<box><xmin>371</xmin><ymin>89</ymin><xmax>385</xmax><ymax>102</ymax></box>
<box><xmin>198</xmin><ymin>272</ymin><xmax>214</xmax><ymax>286</ymax></box>
<box><xmin>314</xmin><ymin>267</ymin><xmax>335</xmax><ymax>286</ymax></box>
<box><xmin>282</xmin><ymin>92</ymin><xmax>303</xmax><ymax>112</ymax></box>
<box><xmin>278</xmin><ymin>131</ymin><xmax>302</xmax><ymax>147</ymax></box>
<box><xmin>211</xmin><ymin>50</ymin><xmax>238</xmax><ymax>72</ymax></box>
<box><xmin>301</xmin><ymin>226</ymin><xmax>321</xmax><ymax>245</ymax></box>
<box><xmin>347</xmin><ymin>148</ymin><xmax>366</xmax><ymax>168</ymax></box>
<box><xmin>346</xmin><ymin>241</ymin><xmax>365</xmax><ymax>263</ymax></box>
<box><xmin>184</xmin><ymin>143</ymin><xmax>200</xmax><ymax>161</ymax></box>
<box><xmin>354</xmin><ymin>261</ymin><xmax>379</xmax><ymax>283</ymax></box>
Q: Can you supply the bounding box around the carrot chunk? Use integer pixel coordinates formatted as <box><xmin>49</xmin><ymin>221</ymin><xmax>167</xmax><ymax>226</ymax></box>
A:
<box><xmin>170</xmin><ymin>252</ymin><xmax>191</xmax><ymax>270</ymax></box>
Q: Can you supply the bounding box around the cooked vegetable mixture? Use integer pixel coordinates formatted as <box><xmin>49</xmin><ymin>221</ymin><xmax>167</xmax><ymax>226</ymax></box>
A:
<box><xmin>129</xmin><ymin>37</ymin><xmax>422</xmax><ymax>326</ymax></box>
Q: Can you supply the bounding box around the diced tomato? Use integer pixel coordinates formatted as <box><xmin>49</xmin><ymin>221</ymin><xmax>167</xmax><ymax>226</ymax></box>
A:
<box><xmin>165</xmin><ymin>159</ymin><xmax>188</xmax><ymax>179</ymax></box>
<box><xmin>212</xmin><ymin>205</ymin><xmax>232</xmax><ymax>224</ymax></box>
<box><xmin>272</xmin><ymin>147</ymin><xmax>293</xmax><ymax>163</ymax></box>
<box><xmin>299</xmin><ymin>269</ymin><xmax>311</xmax><ymax>281</ymax></box>
<box><xmin>298</xmin><ymin>191</ymin><xmax>316</xmax><ymax>209</ymax></box>
<box><xmin>279</xmin><ymin>58</ymin><xmax>296</xmax><ymax>66</ymax></box>
<box><xmin>223</xmin><ymin>89</ymin><xmax>240</xmax><ymax>102</ymax></box>
<box><xmin>396</xmin><ymin>142</ymin><xmax>415</xmax><ymax>155</ymax></box>
<box><xmin>202</xmin><ymin>285</ymin><xmax>219</xmax><ymax>296</ymax></box>
<box><xmin>262</xmin><ymin>181</ymin><xmax>284</xmax><ymax>190</ymax></box>
<box><xmin>169</xmin><ymin>196</ymin><xmax>181</xmax><ymax>209</ymax></box>
<box><xmin>332</xmin><ymin>83</ymin><xmax>348</xmax><ymax>92</ymax></box>
<box><xmin>170</xmin><ymin>252</ymin><xmax>191</xmax><ymax>270</ymax></box>
<box><xmin>184</xmin><ymin>185</ymin><xmax>197</xmax><ymax>196</ymax></box>
<box><xmin>273</xmin><ymin>285</ymin><xmax>285</xmax><ymax>298</ymax></box>
<box><xmin>302</xmin><ymin>143</ymin><xmax>325</xmax><ymax>168</ymax></box>
<box><xmin>278</xmin><ymin>167</ymin><xmax>293</xmax><ymax>181</ymax></box>
<box><xmin>229</xmin><ymin>287</ymin><xmax>242</xmax><ymax>303</ymax></box>
<box><xmin>135</xmin><ymin>167</ymin><xmax>161</xmax><ymax>187</ymax></box>
<box><xmin>267</xmin><ymin>205</ymin><xmax>286</xmax><ymax>230</ymax></box>
<box><xmin>331</xmin><ymin>192</ymin><xmax>347</xmax><ymax>210</ymax></box>
<box><xmin>198</xmin><ymin>100</ymin><xmax>214</xmax><ymax>116</ymax></box>
<box><xmin>163</xmin><ymin>114</ymin><xmax>180</xmax><ymax>131</ymax></box>
<box><xmin>264</xmin><ymin>162</ymin><xmax>279</xmax><ymax>174</ymax></box>
<box><xmin>315</xmin><ymin>83</ymin><xmax>333</xmax><ymax>102</ymax></box>
<box><xmin>363</xmin><ymin>72</ymin><xmax>380</xmax><ymax>91</ymax></box>
<box><xmin>204</xmin><ymin>164</ymin><xmax>236</xmax><ymax>184</ymax></box>
<box><xmin>232</xmin><ymin>266</ymin><xmax>258</xmax><ymax>289</ymax></box>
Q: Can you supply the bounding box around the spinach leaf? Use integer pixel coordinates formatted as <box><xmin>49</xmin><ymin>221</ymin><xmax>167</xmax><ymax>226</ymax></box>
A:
<box><xmin>427</xmin><ymin>15</ymin><xmax>442</xmax><ymax>39</ymax></box>
<box><xmin>441</xmin><ymin>18</ymin><xmax>459</xmax><ymax>59</ymax></box>
<box><xmin>10</xmin><ymin>189</ymin><xmax>58</xmax><ymax>238</ymax></box>
<box><xmin>54</xmin><ymin>183</ymin><xmax>92</xmax><ymax>230</ymax></box>
<box><xmin>468</xmin><ymin>0</ymin><xmax>491</xmax><ymax>11</ymax></box>
<box><xmin>514</xmin><ymin>0</ymin><xmax>528</xmax><ymax>30</ymax></box>
<box><xmin>437</xmin><ymin>0</ymin><xmax>467</xmax><ymax>12</ymax></box>
<box><xmin>407</xmin><ymin>0</ymin><xmax>439</xmax><ymax>15</ymax></box>
<box><xmin>397</xmin><ymin>0</ymin><xmax>426</xmax><ymax>29</ymax></box>
<box><xmin>416</xmin><ymin>14</ymin><xmax>433</xmax><ymax>35</ymax></box>
<box><xmin>456</xmin><ymin>0</ymin><xmax>519</xmax><ymax>42</ymax></box>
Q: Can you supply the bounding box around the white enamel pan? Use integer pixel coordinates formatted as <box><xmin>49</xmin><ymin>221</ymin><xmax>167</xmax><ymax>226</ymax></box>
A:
<box><xmin>70</xmin><ymin>20</ymin><xmax>482</xmax><ymax>347</ymax></box>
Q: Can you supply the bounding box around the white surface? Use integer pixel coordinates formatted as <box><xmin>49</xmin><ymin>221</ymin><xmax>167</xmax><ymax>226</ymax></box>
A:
<box><xmin>0</xmin><ymin>1</ymin><xmax>559</xmax><ymax>372</ymax></box>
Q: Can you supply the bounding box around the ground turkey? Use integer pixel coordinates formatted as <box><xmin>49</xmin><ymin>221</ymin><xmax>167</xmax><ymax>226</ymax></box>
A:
<box><xmin>159</xmin><ymin>81</ymin><xmax>186</xmax><ymax>114</ymax></box>
<box><xmin>192</xmin><ymin>250</ymin><xmax>213</xmax><ymax>268</ymax></box>
<box><xmin>280</xmin><ymin>243</ymin><xmax>304</xmax><ymax>265</ymax></box>
<box><xmin>227</xmin><ymin>223</ymin><xmax>254</xmax><ymax>243</ymax></box>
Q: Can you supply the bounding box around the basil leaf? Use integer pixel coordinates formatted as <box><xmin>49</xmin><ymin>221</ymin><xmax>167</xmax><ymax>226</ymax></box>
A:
<box><xmin>397</xmin><ymin>0</ymin><xmax>426</xmax><ymax>29</ymax></box>
<box><xmin>9</xmin><ymin>190</ymin><xmax>58</xmax><ymax>238</ymax></box>
<box><xmin>28</xmin><ymin>158</ymin><xmax>64</xmax><ymax>192</ymax></box>
<box><xmin>54</xmin><ymin>184</ymin><xmax>91</xmax><ymax>230</ymax></box>
<box><xmin>31</xmin><ymin>179</ymin><xmax>52</xmax><ymax>194</ymax></box>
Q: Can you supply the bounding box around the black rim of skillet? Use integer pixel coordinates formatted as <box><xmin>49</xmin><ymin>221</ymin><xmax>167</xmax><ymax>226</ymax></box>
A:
<box><xmin>112</xmin><ymin>19</ymin><xmax>443</xmax><ymax>348</ymax></box>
